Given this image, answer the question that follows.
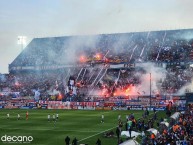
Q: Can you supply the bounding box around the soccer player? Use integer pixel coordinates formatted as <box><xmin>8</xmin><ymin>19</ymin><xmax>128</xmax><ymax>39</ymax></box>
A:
<box><xmin>7</xmin><ymin>113</ymin><xmax>10</xmax><ymax>119</ymax></box>
<box><xmin>53</xmin><ymin>114</ymin><xmax>56</xmax><ymax>122</ymax></box>
<box><xmin>26</xmin><ymin>111</ymin><xmax>29</xmax><ymax>120</ymax></box>
<box><xmin>101</xmin><ymin>114</ymin><xmax>104</xmax><ymax>123</ymax></box>
<box><xmin>17</xmin><ymin>114</ymin><xmax>20</xmax><ymax>120</ymax></box>
<box><xmin>56</xmin><ymin>113</ymin><xmax>59</xmax><ymax>120</ymax></box>
<box><xmin>53</xmin><ymin>114</ymin><xmax>56</xmax><ymax>128</ymax></box>
<box><xmin>48</xmin><ymin>114</ymin><xmax>50</xmax><ymax>122</ymax></box>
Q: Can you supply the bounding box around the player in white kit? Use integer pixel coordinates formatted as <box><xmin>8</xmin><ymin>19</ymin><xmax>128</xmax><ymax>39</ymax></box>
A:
<box><xmin>53</xmin><ymin>114</ymin><xmax>56</xmax><ymax>122</ymax></box>
<box><xmin>101</xmin><ymin>114</ymin><xmax>104</xmax><ymax>123</ymax></box>
<box><xmin>17</xmin><ymin>114</ymin><xmax>20</xmax><ymax>120</ymax></box>
<box><xmin>7</xmin><ymin>113</ymin><xmax>10</xmax><ymax>119</ymax></box>
<box><xmin>48</xmin><ymin>114</ymin><xmax>50</xmax><ymax>122</ymax></box>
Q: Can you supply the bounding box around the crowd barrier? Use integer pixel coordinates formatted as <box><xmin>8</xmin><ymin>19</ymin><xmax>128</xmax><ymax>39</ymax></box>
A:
<box><xmin>0</xmin><ymin>100</ymin><xmax>181</xmax><ymax>111</ymax></box>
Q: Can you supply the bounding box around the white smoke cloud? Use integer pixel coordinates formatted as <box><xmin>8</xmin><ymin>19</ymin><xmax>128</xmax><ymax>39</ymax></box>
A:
<box><xmin>58</xmin><ymin>36</ymin><xmax>100</xmax><ymax>64</ymax></box>
<box><xmin>134</xmin><ymin>62</ymin><xmax>167</xmax><ymax>95</ymax></box>
<box><xmin>176</xmin><ymin>68</ymin><xmax>193</xmax><ymax>95</ymax></box>
<box><xmin>176</xmin><ymin>82</ymin><xmax>192</xmax><ymax>96</ymax></box>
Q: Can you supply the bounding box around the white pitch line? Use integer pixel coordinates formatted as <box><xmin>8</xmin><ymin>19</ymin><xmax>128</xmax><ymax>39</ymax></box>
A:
<box><xmin>78</xmin><ymin>126</ymin><xmax>115</xmax><ymax>143</ymax></box>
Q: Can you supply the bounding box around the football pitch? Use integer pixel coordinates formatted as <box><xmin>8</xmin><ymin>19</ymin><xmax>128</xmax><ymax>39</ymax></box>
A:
<box><xmin>0</xmin><ymin>109</ymin><xmax>146</xmax><ymax>145</ymax></box>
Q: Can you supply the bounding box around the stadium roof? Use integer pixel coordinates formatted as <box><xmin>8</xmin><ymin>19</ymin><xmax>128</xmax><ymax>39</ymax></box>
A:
<box><xmin>9</xmin><ymin>28</ymin><xmax>193</xmax><ymax>72</ymax></box>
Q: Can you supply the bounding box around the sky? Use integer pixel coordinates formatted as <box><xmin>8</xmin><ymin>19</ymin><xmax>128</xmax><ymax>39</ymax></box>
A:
<box><xmin>0</xmin><ymin>0</ymin><xmax>193</xmax><ymax>74</ymax></box>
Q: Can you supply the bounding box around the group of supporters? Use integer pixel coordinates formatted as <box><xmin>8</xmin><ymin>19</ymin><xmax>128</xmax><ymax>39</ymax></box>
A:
<box><xmin>139</xmin><ymin>109</ymin><xmax>192</xmax><ymax>145</ymax></box>
<box><xmin>150</xmin><ymin>108</ymin><xmax>193</xmax><ymax>145</ymax></box>
<box><xmin>1</xmin><ymin>59</ymin><xmax>193</xmax><ymax>104</ymax></box>
<box><xmin>102</xmin><ymin>106</ymin><xmax>193</xmax><ymax>145</ymax></box>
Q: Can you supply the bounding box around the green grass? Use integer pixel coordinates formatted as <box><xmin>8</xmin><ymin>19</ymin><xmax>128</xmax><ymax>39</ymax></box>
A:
<box><xmin>0</xmin><ymin>109</ymin><xmax>146</xmax><ymax>145</ymax></box>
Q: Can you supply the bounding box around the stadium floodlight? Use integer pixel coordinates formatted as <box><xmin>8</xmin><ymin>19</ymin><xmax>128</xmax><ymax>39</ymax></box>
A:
<box><xmin>18</xmin><ymin>36</ymin><xmax>27</xmax><ymax>51</ymax></box>
<box><xmin>190</xmin><ymin>64</ymin><xmax>193</xmax><ymax>67</ymax></box>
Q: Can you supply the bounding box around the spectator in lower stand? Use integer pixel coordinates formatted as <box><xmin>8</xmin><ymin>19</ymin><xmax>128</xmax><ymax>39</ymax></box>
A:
<box><xmin>72</xmin><ymin>137</ymin><xmax>78</xmax><ymax>145</ymax></box>
<box><xmin>146</xmin><ymin>108</ymin><xmax>149</xmax><ymax>116</ymax></box>
<box><xmin>130</xmin><ymin>113</ymin><xmax>134</xmax><ymax>120</ymax></box>
<box><xmin>141</xmin><ymin>135</ymin><xmax>147</xmax><ymax>145</ymax></box>
<box><xmin>132</xmin><ymin>118</ymin><xmax>136</xmax><ymax>129</ymax></box>
<box><xmin>65</xmin><ymin>136</ymin><xmax>70</xmax><ymax>145</ymax></box>
<box><xmin>150</xmin><ymin>133</ymin><xmax>155</xmax><ymax>145</ymax></box>
<box><xmin>116</xmin><ymin>127</ymin><xmax>120</xmax><ymax>143</ymax></box>
<box><xmin>153</xmin><ymin>107</ymin><xmax>156</xmax><ymax>113</ymax></box>
<box><xmin>148</xmin><ymin>119</ymin><xmax>151</xmax><ymax>129</ymax></box>
<box><xmin>118</xmin><ymin>120</ymin><xmax>123</xmax><ymax>132</ymax></box>
<box><xmin>119</xmin><ymin>138</ymin><xmax>123</xmax><ymax>144</ymax></box>
<box><xmin>141</xmin><ymin>120</ymin><xmax>145</xmax><ymax>130</ymax></box>
<box><xmin>160</xmin><ymin>117</ymin><xmax>164</xmax><ymax>122</ymax></box>
<box><xmin>142</xmin><ymin>111</ymin><xmax>146</xmax><ymax>119</ymax></box>
<box><xmin>96</xmin><ymin>138</ymin><xmax>101</xmax><ymax>145</ymax></box>
<box><xmin>144</xmin><ymin>124</ymin><xmax>148</xmax><ymax>131</ymax></box>
<box><xmin>137</xmin><ymin>119</ymin><xmax>141</xmax><ymax>131</ymax></box>
<box><xmin>127</xmin><ymin>119</ymin><xmax>132</xmax><ymax>138</ymax></box>
<box><xmin>153</xmin><ymin>112</ymin><xmax>157</xmax><ymax>120</ymax></box>
<box><xmin>125</xmin><ymin>120</ymin><xmax>128</xmax><ymax>131</ymax></box>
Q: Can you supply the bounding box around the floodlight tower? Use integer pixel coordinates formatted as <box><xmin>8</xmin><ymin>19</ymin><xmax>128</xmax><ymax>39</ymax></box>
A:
<box><xmin>18</xmin><ymin>36</ymin><xmax>26</xmax><ymax>52</ymax></box>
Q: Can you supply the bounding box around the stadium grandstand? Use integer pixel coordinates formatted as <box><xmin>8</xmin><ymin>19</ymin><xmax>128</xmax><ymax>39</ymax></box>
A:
<box><xmin>5</xmin><ymin>29</ymin><xmax>193</xmax><ymax>102</ymax></box>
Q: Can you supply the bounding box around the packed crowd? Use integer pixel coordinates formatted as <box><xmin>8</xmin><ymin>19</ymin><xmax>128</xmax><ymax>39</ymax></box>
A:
<box><xmin>107</xmin><ymin>105</ymin><xmax>192</xmax><ymax>145</ymax></box>
<box><xmin>162</xmin><ymin>66</ymin><xmax>193</xmax><ymax>94</ymax></box>
<box><xmin>1</xmin><ymin>61</ymin><xmax>193</xmax><ymax>102</ymax></box>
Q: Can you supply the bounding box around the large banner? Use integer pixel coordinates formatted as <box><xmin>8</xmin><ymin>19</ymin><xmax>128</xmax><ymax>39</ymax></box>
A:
<box><xmin>45</xmin><ymin>101</ymin><xmax>99</xmax><ymax>109</ymax></box>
